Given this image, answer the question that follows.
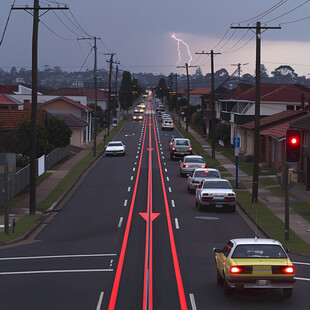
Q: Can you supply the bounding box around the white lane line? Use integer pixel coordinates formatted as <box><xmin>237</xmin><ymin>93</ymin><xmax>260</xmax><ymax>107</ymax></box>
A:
<box><xmin>109</xmin><ymin>259</ymin><xmax>113</xmax><ymax>267</ymax></box>
<box><xmin>162</xmin><ymin>156</ymin><xmax>164</xmax><ymax>159</ymax></box>
<box><xmin>164</xmin><ymin>162</ymin><xmax>166</xmax><ymax>165</ymax></box>
<box><xmin>169</xmin><ymin>187</ymin><xmax>172</xmax><ymax>192</ymax></box>
<box><xmin>96</xmin><ymin>292</ymin><xmax>104</xmax><ymax>310</ymax></box>
<box><xmin>171</xmin><ymin>200</ymin><xmax>175</xmax><ymax>208</ymax></box>
<box><xmin>136</xmin><ymin>156</ymin><xmax>139</xmax><ymax>159</ymax></box>
<box><xmin>292</xmin><ymin>262</ymin><xmax>310</xmax><ymax>266</ymax></box>
<box><xmin>167</xmin><ymin>176</ymin><xmax>170</xmax><ymax>182</ymax></box>
<box><xmin>0</xmin><ymin>254</ymin><xmax>117</xmax><ymax>261</ymax></box>
<box><xmin>295</xmin><ymin>277</ymin><xmax>310</xmax><ymax>282</ymax></box>
<box><xmin>128</xmin><ymin>187</ymin><xmax>131</xmax><ymax>192</ymax></box>
<box><xmin>133</xmin><ymin>167</ymin><xmax>136</xmax><ymax>172</ymax></box>
<box><xmin>135</xmin><ymin>162</ymin><xmax>137</xmax><ymax>165</ymax></box>
<box><xmin>0</xmin><ymin>269</ymin><xmax>113</xmax><ymax>276</ymax></box>
<box><xmin>118</xmin><ymin>217</ymin><xmax>124</xmax><ymax>228</ymax></box>
<box><xmin>161</xmin><ymin>152</ymin><xmax>164</xmax><ymax>155</ymax></box>
<box><xmin>165</xmin><ymin>168</ymin><xmax>167</xmax><ymax>172</ymax></box>
<box><xmin>131</xmin><ymin>176</ymin><xmax>134</xmax><ymax>181</ymax></box>
<box><xmin>124</xmin><ymin>200</ymin><xmax>128</xmax><ymax>207</ymax></box>
<box><xmin>189</xmin><ymin>294</ymin><xmax>197</xmax><ymax>310</ymax></box>
<box><xmin>175</xmin><ymin>218</ymin><xmax>179</xmax><ymax>230</ymax></box>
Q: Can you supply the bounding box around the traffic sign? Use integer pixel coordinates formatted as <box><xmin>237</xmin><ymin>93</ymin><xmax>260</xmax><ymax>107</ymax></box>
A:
<box><xmin>233</xmin><ymin>137</ymin><xmax>240</xmax><ymax>148</ymax></box>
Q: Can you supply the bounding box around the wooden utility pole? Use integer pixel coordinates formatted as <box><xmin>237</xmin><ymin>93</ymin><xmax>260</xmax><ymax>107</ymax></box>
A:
<box><xmin>105</xmin><ymin>53</ymin><xmax>119</xmax><ymax>136</ymax></box>
<box><xmin>114</xmin><ymin>65</ymin><xmax>119</xmax><ymax>118</ymax></box>
<box><xmin>177</xmin><ymin>63</ymin><xmax>197</xmax><ymax>132</ymax></box>
<box><xmin>195</xmin><ymin>50</ymin><xmax>221</xmax><ymax>158</ymax></box>
<box><xmin>231</xmin><ymin>22</ymin><xmax>281</xmax><ymax>203</ymax></box>
<box><xmin>78</xmin><ymin>36</ymin><xmax>100</xmax><ymax>157</ymax></box>
<box><xmin>12</xmin><ymin>1</ymin><xmax>68</xmax><ymax>215</ymax></box>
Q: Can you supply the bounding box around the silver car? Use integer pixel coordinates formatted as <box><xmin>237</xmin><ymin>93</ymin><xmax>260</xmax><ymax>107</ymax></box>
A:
<box><xmin>187</xmin><ymin>168</ymin><xmax>221</xmax><ymax>192</ymax></box>
<box><xmin>162</xmin><ymin>119</ymin><xmax>174</xmax><ymax>131</ymax></box>
<box><xmin>179</xmin><ymin>155</ymin><xmax>206</xmax><ymax>177</ymax></box>
<box><xmin>195</xmin><ymin>178</ymin><xmax>236</xmax><ymax>212</ymax></box>
<box><xmin>170</xmin><ymin>138</ymin><xmax>192</xmax><ymax>160</ymax></box>
<box><xmin>105</xmin><ymin>141</ymin><xmax>126</xmax><ymax>156</ymax></box>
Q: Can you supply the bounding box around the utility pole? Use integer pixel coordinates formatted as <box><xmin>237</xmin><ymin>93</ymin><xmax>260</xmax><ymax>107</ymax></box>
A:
<box><xmin>177</xmin><ymin>63</ymin><xmax>197</xmax><ymax>132</ymax></box>
<box><xmin>12</xmin><ymin>1</ymin><xmax>68</xmax><ymax>215</ymax></box>
<box><xmin>232</xmin><ymin>22</ymin><xmax>281</xmax><ymax>203</ymax></box>
<box><xmin>78</xmin><ymin>36</ymin><xmax>100</xmax><ymax>157</ymax></box>
<box><xmin>175</xmin><ymin>73</ymin><xmax>178</xmax><ymax>113</ymax></box>
<box><xmin>231</xmin><ymin>63</ymin><xmax>249</xmax><ymax>83</ymax></box>
<box><xmin>114</xmin><ymin>65</ymin><xmax>119</xmax><ymax>118</ymax></box>
<box><xmin>196</xmin><ymin>50</ymin><xmax>221</xmax><ymax>158</ymax></box>
<box><xmin>105</xmin><ymin>53</ymin><xmax>119</xmax><ymax>136</ymax></box>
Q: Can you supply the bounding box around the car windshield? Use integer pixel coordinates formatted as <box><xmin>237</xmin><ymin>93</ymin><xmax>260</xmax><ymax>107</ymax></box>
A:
<box><xmin>184</xmin><ymin>157</ymin><xmax>204</xmax><ymax>163</ymax></box>
<box><xmin>195</xmin><ymin>170</ymin><xmax>220</xmax><ymax>178</ymax></box>
<box><xmin>203</xmin><ymin>180</ymin><xmax>231</xmax><ymax>189</ymax></box>
<box><xmin>108</xmin><ymin>142</ymin><xmax>122</xmax><ymax>147</ymax></box>
<box><xmin>134</xmin><ymin>111</ymin><xmax>143</xmax><ymax>115</ymax></box>
<box><xmin>232</xmin><ymin>244</ymin><xmax>287</xmax><ymax>258</ymax></box>
<box><xmin>175</xmin><ymin>140</ymin><xmax>189</xmax><ymax>146</ymax></box>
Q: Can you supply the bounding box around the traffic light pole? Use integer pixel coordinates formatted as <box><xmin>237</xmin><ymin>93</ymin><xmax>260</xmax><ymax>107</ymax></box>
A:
<box><xmin>284</xmin><ymin>163</ymin><xmax>289</xmax><ymax>241</ymax></box>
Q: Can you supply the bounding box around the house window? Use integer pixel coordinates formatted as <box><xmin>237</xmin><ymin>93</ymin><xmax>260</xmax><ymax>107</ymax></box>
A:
<box><xmin>287</xmin><ymin>105</ymin><xmax>294</xmax><ymax>110</ymax></box>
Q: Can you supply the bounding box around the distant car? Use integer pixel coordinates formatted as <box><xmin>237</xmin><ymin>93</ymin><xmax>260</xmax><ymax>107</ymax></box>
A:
<box><xmin>187</xmin><ymin>168</ymin><xmax>221</xmax><ymax>192</ymax></box>
<box><xmin>133</xmin><ymin>108</ymin><xmax>144</xmax><ymax>121</ymax></box>
<box><xmin>170</xmin><ymin>138</ymin><xmax>192</xmax><ymax>160</ymax></box>
<box><xmin>112</xmin><ymin>118</ymin><xmax>118</xmax><ymax>127</ymax></box>
<box><xmin>162</xmin><ymin>119</ymin><xmax>174</xmax><ymax>131</ymax></box>
<box><xmin>213</xmin><ymin>238</ymin><xmax>295</xmax><ymax>297</ymax></box>
<box><xmin>162</xmin><ymin>114</ymin><xmax>172</xmax><ymax>121</ymax></box>
<box><xmin>105</xmin><ymin>141</ymin><xmax>126</xmax><ymax>156</ymax></box>
<box><xmin>179</xmin><ymin>155</ymin><xmax>206</xmax><ymax>177</ymax></box>
<box><xmin>195</xmin><ymin>178</ymin><xmax>236</xmax><ymax>211</ymax></box>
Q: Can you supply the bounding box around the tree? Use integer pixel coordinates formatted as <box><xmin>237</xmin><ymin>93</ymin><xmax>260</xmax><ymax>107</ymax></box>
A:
<box><xmin>271</xmin><ymin>65</ymin><xmax>298</xmax><ymax>83</ymax></box>
<box><xmin>119</xmin><ymin>71</ymin><xmax>133</xmax><ymax>111</ymax></box>
<box><xmin>87</xmin><ymin>103</ymin><xmax>105</xmax><ymax>127</ymax></box>
<box><xmin>46</xmin><ymin>117</ymin><xmax>72</xmax><ymax>148</ymax></box>
<box><xmin>156</xmin><ymin>77</ymin><xmax>168</xmax><ymax>100</ymax></box>
<box><xmin>195</xmin><ymin>67</ymin><xmax>203</xmax><ymax>77</ymax></box>
<box><xmin>260</xmin><ymin>64</ymin><xmax>269</xmax><ymax>82</ymax></box>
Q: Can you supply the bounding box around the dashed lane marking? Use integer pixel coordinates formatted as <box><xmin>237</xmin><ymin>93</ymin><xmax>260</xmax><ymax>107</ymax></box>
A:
<box><xmin>124</xmin><ymin>200</ymin><xmax>128</xmax><ymax>207</ymax></box>
<box><xmin>171</xmin><ymin>200</ymin><xmax>175</xmax><ymax>208</ymax></box>
<box><xmin>118</xmin><ymin>217</ymin><xmax>124</xmax><ymax>228</ymax></box>
<box><xmin>175</xmin><ymin>218</ymin><xmax>179</xmax><ymax>230</ymax></box>
<box><xmin>97</xmin><ymin>292</ymin><xmax>104</xmax><ymax>310</ymax></box>
<box><xmin>189</xmin><ymin>294</ymin><xmax>197</xmax><ymax>310</ymax></box>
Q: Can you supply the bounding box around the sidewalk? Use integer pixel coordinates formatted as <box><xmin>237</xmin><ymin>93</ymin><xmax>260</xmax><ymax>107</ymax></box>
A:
<box><xmin>0</xmin><ymin>129</ymin><xmax>108</xmax><ymax>233</ymax></box>
<box><xmin>185</xmin><ymin>125</ymin><xmax>310</xmax><ymax>245</ymax></box>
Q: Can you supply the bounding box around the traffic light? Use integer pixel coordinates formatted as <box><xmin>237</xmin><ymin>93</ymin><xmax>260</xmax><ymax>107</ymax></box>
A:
<box><xmin>286</xmin><ymin>129</ymin><xmax>301</xmax><ymax>162</ymax></box>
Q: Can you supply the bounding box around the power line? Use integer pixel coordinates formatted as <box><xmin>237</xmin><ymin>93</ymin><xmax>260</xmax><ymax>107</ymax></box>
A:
<box><xmin>280</xmin><ymin>14</ymin><xmax>310</xmax><ymax>25</ymax></box>
<box><xmin>40</xmin><ymin>19</ymin><xmax>76</xmax><ymax>40</ymax></box>
<box><xmin>0</xmin><ymin>0</ymin><xmax>16</xmax><ymax>46</ymax></box>
<box><xmin>264</xmin><ymin>0</ymin><xmax>310</xmax><ymax>23</ymax></box>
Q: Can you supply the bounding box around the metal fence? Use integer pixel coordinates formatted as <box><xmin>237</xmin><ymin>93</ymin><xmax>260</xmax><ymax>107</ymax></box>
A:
<box><xmin>0</xmin><ymin>145</ymin><xmax>70</xmax><ymax>209</ymax></box>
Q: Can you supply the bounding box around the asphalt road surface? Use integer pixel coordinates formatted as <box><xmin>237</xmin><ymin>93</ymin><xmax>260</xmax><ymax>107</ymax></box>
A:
<box><xmin>0</xmin><ymin>98</ymin><xmax>309</xmax><ymax>309</ymax></box>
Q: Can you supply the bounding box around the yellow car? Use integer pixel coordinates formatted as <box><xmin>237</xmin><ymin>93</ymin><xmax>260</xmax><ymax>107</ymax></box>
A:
<box><xmin>213</xmin><ymin>238</ymin><xmax>295</xmax><ymax>297</ymax></box>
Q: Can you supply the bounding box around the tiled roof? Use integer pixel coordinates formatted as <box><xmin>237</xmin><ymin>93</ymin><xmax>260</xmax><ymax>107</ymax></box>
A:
<box><xmin>0</xmin><ymin>84</ymin><xmax>15</xmax><ymax>94</ymax></box>
<box><xmin>221</xmin><ymin>83</ymin><xmax>254</xmax><ymax>100</ymax></box>
<box><xmin>39</xmin><ymin>96</ymin><xmax>93</xmax><ymax>112</ymax></box>
<box><xmin>289</xmin><ymin>113</ymin><xmax>310</xmax><ymax>130</ymax></box>
<box><xmin>236</xmin><ymin>84</ymin><xmax>310</xmax><ymax>102</ymax></box>
<box><xmin>0</xmin><ymin>94</ymin><xmax>18</xmax><ymax>106</ymax></box>
<box><xmin>59</xmin><ymin>114</ymin><xmax>88</xmax><ymax>128</ymax></box>
<box><xmin>46</xmin><ymin>88</ymin><xmax>109</xmax><ymax>100</ymax></box>
<box><xmin>190</xmin><ymin>87</ymin><xmax>211</xmax><ymax>95</ymax></box>
<box><xmin>260</xmin><ymin>122</ymin><xmax>289</xmax><ymax>139</ymax></box>
<box><xmin>241</xmin><ymin>109</ymin><xmax>308</xmax><ymax>130</ymax></box>
<box><xmin>0</xmin><ymin>109</ymin><xmax>46</xmax><ymax>130</ymax></box>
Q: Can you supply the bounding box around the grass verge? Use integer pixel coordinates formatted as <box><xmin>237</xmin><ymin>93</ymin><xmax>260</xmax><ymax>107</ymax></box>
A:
<box><xmin>236</xmin><ymin>190</ymin><xmax>310</xmax><ymax>255</ymax></box>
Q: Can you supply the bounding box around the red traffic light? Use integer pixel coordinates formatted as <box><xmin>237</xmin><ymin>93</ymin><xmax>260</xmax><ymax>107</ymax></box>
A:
<box><xmin>286</xmin><ymin>129</ymin><xmax>301</xmax><ymax>162</ymax></box>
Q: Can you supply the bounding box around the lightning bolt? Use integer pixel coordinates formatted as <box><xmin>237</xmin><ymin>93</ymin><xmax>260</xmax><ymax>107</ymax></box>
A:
<box><xmin>171</xmin><ymin>34</ymin><xmax>193</xmax><ymax>66</ymax></box>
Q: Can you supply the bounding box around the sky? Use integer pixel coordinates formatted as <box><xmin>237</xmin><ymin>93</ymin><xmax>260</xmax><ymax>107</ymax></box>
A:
<box><xmin>1</xmin><ymin>0</ymin><xmax>310</xmax><ymax>78</ymax></box>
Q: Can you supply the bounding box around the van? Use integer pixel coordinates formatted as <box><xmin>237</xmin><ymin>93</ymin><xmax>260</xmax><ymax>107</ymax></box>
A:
<box><xmin>112</xmin><ymin>119</ymin><xmax>118</xmax><ymax>127</ymax></box>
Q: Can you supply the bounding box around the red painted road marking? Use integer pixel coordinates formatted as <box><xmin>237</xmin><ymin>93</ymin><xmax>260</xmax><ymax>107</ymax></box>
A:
<box><xmin>152</xmin><ymin>113</ymin><xmax>188</xmax><ymax>310</ymax></box>
<box><xmin>108</xmin><ymin>114</ymin><xmax>148</xmax><ymax>310</ymax></box>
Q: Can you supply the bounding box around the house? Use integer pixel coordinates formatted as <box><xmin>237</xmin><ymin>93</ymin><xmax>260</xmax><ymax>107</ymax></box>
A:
<box><xmin>240</xmin><ymin>109</ymin><xmax>308</xmax><ymax>163</ymax></box>
<box><xmin>46</xmin><ymin>88</ymin><xmax>109</xmax><ymax>111</ymax></box>
<box><xmin>217</xmin><ymin>83</ymin><xmax>310</xmax><ymax>145</ymax></box>
<box><xmin>38</xmin><ymin>96</ymin><xmax>93</xmax><ymax>147</ymax></box>
<box><xmin>0</xmin><ymin>94</ymin><xmax>20</xmax><ymax>110</ymax></box>
<box><xmin>289</xmin><ymin>114</ymin><xmax>310</xmax><ymax>190</ymax></box>
<box><xmin>0</xmin><ymin>83</ymin><xmax>36</xmax><ymax>95</ymax></box>
<box><xmin>189</xmin><ymin>87</ymin><xmax>211</xmax><ymax>106</ymax></box>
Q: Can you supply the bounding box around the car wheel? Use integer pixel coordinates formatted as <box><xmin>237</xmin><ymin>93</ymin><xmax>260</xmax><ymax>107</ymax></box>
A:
<box><xmin>122</xmin><ymin>152</ymin><xmax>125</xmax><ymax>156</ymax></box>
<box><xmin>217</xmin><ymin>270</ymin><xmax>224</xmax><ymax>285</ymax></box>
<box><xmin>197</xmin><ymin>200</ymin><xmax>202</xmax><ymax>211</ymax></box>
<box><xmin>170</xmin><ymin>153</ymin><xmax>173</xmax><ymax>160</ymax></box>
<box><xmin>180</xmin><ymin>171</ymin><xmax>183</xmax><ymax>177</ymax></box>
<box><xmin>230</xmin><ymin>205</ymin><xmax>236</xmax><ymax>212</ymax></box>
<box><xmin>283</xmin><ymin>288</ymin><xmax>293</xmax><ymax>297</ymax></box>
<box><xmin>195</xmin><ymin>199</ymin><xmax>198</xmax><ymax>207</ymax></box>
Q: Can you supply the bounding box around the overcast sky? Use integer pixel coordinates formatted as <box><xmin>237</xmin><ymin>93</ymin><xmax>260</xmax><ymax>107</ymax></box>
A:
<box><xmin>1</xmin><ymin>0</ymin><xmax>310</xmax><ymax>78</ymax></box>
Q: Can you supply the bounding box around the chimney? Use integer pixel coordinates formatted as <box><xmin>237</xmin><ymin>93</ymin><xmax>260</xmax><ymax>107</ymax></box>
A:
<box><xmin>301</xmin><ymin>93</ymin><xmax>305</xmax><ymax>110</ymax></box>
<box><xmin>23</xmin><ymin>99</ymin><xmax>31</xmax><ymax>110</ymax></box>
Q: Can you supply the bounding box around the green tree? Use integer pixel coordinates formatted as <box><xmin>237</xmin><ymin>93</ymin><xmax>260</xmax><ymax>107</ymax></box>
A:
<box><xmin>119</xmin><ymin>71</ymin><xmax>133</xmax><ymax>111</ymax></box>
<box><xmin>214</xmin><ymin>122</ymin><xmax>230</xmax><ymax>145</ymax></box>
<box><xmin>156</xmin><ymin>77</ymin><xmax>168</xmax><ymax>100</ymax></box>
<box><xmin>46</xmin><ymin>117</ymin><xmax>72</xmax><ymax>148</ymax></box>
<box><xmin>87</xmin><ymin>103</ymin><xmax>105</xmax><ymax>128</ymax></box>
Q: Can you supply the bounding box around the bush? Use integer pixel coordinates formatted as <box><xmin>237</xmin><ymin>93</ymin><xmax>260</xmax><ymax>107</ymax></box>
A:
<box><xmin>215</xmin><ymin>122</ymin><xmax>230</xmax><ymax>145</ymax></box>
<box><xmin>16</xmin><ymin>154</ymin><xmax>30</xmax><ymax>167</ymax></box>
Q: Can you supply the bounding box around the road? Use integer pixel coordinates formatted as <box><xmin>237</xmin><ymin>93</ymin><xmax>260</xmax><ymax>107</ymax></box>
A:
<box><xmin>0</xmin><ymin>98</ymin><xmax>309</xmax><ymax>309</ymax></box>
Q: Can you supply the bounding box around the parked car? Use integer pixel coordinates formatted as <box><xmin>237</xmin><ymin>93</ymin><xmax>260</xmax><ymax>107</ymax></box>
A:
<box><xmin>179</xmin><ymin>155</ymin><xmax>206</xmax><ymax>176</ymax></box>
<box><xmin>105</xmin><ymin>141</ymin><xmax>126</xmax><ymax>156</ymax></box>
<box><xmin>187</xmin><ymin>168</ymin><xmax>221</xmax><ymax>192</ymax></box>
<box><xmin>195</xmin><ymin>178</ymin><xmax>236</xmax><ymax>212</ymax></box>
<box><xmin>213</xmin><ymin>238</ymin><xmax>295</xmax><ymax>297</ymax></box>
<box><xmin>162</xmin><ymin>119</ymin><xmax>174</xmax><ymax>131</ymax></box>
<box><xmin>169</xmin><ymin>138</ymin><xmax>192</xmax><ymax>160</ymax></box>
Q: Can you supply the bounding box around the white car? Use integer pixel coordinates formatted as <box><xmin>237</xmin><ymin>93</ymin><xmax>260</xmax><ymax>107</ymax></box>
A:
<box><xmin>162</xmin><ymin>120</ymin><xmax>174</xmax><ymax>131</ymax></box>
<box><xmin>105</xmin><ymin>141</ymin><xmax>126</xmax><ymax>156</ymax></box>
<box><xmin>187</xmin><ymin>168</ymin><xmax>221</xmax><ymax>192</ymax></box>
<box><xmin>195</xmin><ymin>178</ymin><xmax>236</xmax><ymax>212</ymax></box>
<box><xmin>179</xmin><ymin>155</ymin><xmax>206</xmax><ymax>176</ymax></box>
